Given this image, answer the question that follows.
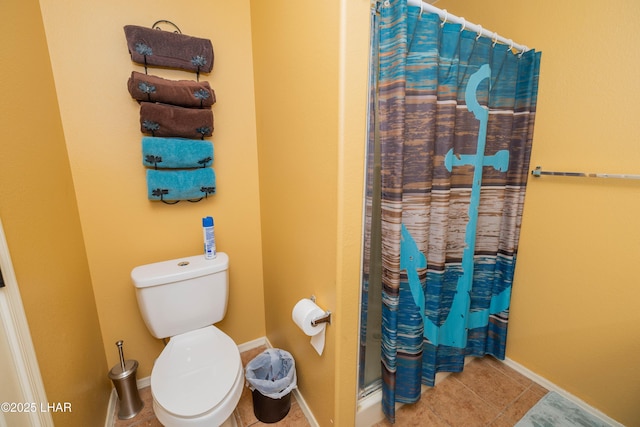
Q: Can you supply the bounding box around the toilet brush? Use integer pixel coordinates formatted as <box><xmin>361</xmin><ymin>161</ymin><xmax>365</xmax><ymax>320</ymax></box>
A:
<box><xmin>117</xmin><ymin>340</ymin><xmax>126</xmax><ymax>371</ymax></box>
<box><xmin>108</xmin><ymin>340</ymin><xmax>144</xmax><ymax>419</ymax></box>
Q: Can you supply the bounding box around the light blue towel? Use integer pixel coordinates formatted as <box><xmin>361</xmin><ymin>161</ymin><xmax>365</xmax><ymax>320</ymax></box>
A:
<box><xmin>142</xmin><ymin>137</ymin><xmax>213</xmax><ymax>169</ymax></box>
<box><xmin>147</xmin><ymin>168</ymin><xmax>216</xmax><ymax>201</ymax></box>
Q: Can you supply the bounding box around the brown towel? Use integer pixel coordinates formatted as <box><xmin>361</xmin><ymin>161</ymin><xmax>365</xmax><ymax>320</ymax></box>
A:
<box><xmin>128</xmin><ymin>72</ymin><xmax>216</xmax><ymax>108</ymax></box>
<box><xmin>140</xmin><ymin>102</ymin><xmax>213</xmax><ymax>139</ymax></box>
<box><xmin>124</xmin><ymin>25</ymin><xmax>214</xmax><ymax>74</ymax></box>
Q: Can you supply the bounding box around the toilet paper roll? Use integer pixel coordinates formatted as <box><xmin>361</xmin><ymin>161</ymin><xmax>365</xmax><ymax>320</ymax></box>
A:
<box><xmin>292</xmin><ymin>298</ymin><xmax>327</xmax><ymax>356</ymax></box>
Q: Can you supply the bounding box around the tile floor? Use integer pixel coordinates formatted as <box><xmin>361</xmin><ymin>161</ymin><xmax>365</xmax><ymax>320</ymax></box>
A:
<box><xmin>374</xmin><ymin>356</ymin><xmax>548</xmax><ymax>427</ymax></box>
<box><xmin>113</xmin><ymin>347</ymin><xmax>547</xmax><ymax>427</ymax></box>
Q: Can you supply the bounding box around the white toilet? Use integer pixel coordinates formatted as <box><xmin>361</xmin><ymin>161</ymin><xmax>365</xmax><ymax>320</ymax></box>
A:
<box><xmin>131</xmin><ymin>252</ymin><xmax>243</xmax><ymax>427</ymax></box>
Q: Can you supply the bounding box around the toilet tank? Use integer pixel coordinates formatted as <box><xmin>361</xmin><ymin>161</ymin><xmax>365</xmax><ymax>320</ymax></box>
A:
<box><xmin>131</xmin><ymin>253</ymin><xmax>229</xmax><ymax>339</ymax></box>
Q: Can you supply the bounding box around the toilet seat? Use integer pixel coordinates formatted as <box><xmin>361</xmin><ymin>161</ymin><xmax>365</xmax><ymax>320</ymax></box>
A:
<box><xmin>151</xmin><ymin>325</ymin><xmax>241</xmax><ymax>418</ymax></box>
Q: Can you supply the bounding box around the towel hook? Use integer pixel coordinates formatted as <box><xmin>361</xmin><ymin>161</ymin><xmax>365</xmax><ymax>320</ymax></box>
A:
<box><xmin>152</xmin><ymin>189</ymin><xmax>180</xmax><ymax>205</ymax></box>
<box><xmin>152</xmin><ymin>20</ymin><xmax>181</xmax><ymax>34</ymax></box>
<box><xmin>152</xmin><ymin>186</ymin><xmax>215</xmax><ymax>205</ymax></box>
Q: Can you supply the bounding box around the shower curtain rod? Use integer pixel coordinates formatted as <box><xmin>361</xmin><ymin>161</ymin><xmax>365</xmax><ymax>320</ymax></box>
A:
<box><xmin>531</xmin><ymin>166</ymin><xmax>640</xmax><ymax>180</ymax></box>
<box><xmin>405</xmin><ymin>0</ymin><xmax>529</xmax><ymax>53</ymax></box>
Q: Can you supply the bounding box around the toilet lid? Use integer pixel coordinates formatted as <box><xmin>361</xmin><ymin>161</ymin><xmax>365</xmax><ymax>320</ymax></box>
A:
<box><xmin>151</xmin><ymin>325</ymin><xmax>241</xmax><ymax>417</ymax></box>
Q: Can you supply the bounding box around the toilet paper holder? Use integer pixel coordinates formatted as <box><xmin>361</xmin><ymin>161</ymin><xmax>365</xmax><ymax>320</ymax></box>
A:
<box><xmin>309</xmin><ymin>295</ymin><xmax>332</xmax><ymax>327</ymax></box>
<box><xmin>311</xmin><ymin>310</ymin><xmax>332</xmax><ymax>327</ymax></box>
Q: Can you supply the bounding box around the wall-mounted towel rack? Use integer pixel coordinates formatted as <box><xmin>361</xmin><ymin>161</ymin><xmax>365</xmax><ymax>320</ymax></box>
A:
<box><xmin>151</xmin><ymin>20</ymin><xmax>181</xmax><ymax>34</ymax></box>
<box><xmin>531</xmin><ymin>166</ymin><xmax>640</xmax><ymax>180</ymax></box>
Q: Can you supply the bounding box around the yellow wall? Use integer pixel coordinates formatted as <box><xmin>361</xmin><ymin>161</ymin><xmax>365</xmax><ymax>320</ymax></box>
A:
<box><xmin>437</xmin><ymin>1</ymin><xmax>640</xmax><ymax>425</ymax></box>
<box><xmin>0</xmin><ymin>0</ymin><xmax>110</xmax><ymax>426</ymax></box>
<box><xmin>30</xmin><ymin>0</ymin><xmax>369</xmax><ymax>423</ymax></box>
<box><xmin>334</xmin><ymin>2</ymin><xmax>371</xmax><ymax>423</ymax></box>
<box><xmin>250</xmin><ymin>0</ymin><xmax>369</xmax><ymax>424</ymax></box>
<box><xmin>37</xmin><ymin>0</ymin><xmax>266</xmax><ymax>377</ymax></box>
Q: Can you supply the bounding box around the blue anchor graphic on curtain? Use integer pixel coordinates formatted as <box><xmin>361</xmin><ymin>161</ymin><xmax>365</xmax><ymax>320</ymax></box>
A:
<box><xmin>401</xmin><ymin>64</ymin><xmax>512</xmax><ymax>348</ymax></box>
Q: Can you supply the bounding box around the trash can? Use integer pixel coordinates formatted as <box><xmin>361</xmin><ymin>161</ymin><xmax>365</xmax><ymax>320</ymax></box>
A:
<box><xmin>245</xmin><ymin>348</ymin><xmax>297</xmax><ymax>423</ymax></box>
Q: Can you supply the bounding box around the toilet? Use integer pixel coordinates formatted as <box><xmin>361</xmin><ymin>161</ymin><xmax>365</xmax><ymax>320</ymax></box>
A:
<box><xmin>131</xmin><ymin>252</ymin><xmax>243</xmax><ymax>427</ymax></box>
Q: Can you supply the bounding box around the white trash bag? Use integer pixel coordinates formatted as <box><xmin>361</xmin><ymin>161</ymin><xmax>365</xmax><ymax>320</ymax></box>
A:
<box><xmin>245</xmin><ymin>348</ymin><xmax>297</xmax><ymax>399</ymax></box>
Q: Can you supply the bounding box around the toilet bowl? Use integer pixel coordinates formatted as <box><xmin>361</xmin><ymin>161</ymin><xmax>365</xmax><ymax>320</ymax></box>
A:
<box><xmin>151</xmin><ymin>326</ymin><xmax>243</xmax><ymax>426</ymax></box>
<box><xmin>131</xmin><ymin>253</ymin><xmax>242</xmax><ymax>426</ymax></box>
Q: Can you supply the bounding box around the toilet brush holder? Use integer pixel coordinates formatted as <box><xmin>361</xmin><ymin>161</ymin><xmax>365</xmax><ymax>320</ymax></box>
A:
<box><xmin>108</xmin><ymin>340</ymin><xmax>144</xmax><ymax>420</ymax></box>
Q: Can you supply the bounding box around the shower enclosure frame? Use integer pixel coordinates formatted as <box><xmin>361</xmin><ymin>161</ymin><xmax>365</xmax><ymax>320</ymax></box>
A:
<box><xmin>357</xmin><ymin>0</ymin><xmax>384</xmax><ymax>403</ymax></box>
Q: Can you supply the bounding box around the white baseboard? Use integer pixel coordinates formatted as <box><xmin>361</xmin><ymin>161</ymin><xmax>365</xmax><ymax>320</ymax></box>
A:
<box><xmin>238</xmin><ymin>336</ymin><xmax>269</xmax><ymax>353</ymax></box>
<box><xmin>104</xmin><ymin>336</ymin><xmax>319</xmax><ymax>427</ymax></box>
<box><xmin>291</xmin><ymin>387</ymin><xmax>320</xmax><ymax>427</ymax></box>
<box><xmin>104</xmin><ymin>388</ymin><xmax>117</xmax><ymax>427</ymax></box>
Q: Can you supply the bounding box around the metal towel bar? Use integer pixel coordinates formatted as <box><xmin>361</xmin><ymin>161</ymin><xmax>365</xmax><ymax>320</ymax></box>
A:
<box><xmin>531</xmin><ymin>166</ymin><xmax>640</xmax><ymax>180</ymax></box>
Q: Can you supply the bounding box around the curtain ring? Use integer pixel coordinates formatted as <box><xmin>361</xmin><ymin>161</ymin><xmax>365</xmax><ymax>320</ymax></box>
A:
<box><xmin>476</xmin><ymin>25</ymin><xmax>483</xmax><ymax>41</ymax></box>
<box><xmin>492</xmin><ymin>32</ymin><xmax>499</xmax><ymax>47</ymax></box>
<box><xmin>460</xmin><ymin>17</ymin><xmax>466</xmax><ymax>32</ymax></box>
<box><xmin>440</xmin><ymin>9</ymin><xmax>448</xmax><ymax>27</ymax></box>
<box><xmin>508</xmin><ymin>39</ymin><xmax>514</xmax><ymax>53</ymax></box>
<box><xmin>519</xmin><ymin>45</ymin><xmax>528</xmax><ymax>58</ymax></box>
<box><xmin>419</xmin><ymin>1</ymin><xmax>424</xmax><ymax>18</ymax></box>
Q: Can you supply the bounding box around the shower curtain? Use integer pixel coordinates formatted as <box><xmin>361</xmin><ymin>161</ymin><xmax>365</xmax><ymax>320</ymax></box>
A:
<box><xmin>372</xmin><ymin>1</ymin><xmax>541</xmax><ymax>422</ymax></box>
